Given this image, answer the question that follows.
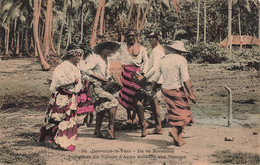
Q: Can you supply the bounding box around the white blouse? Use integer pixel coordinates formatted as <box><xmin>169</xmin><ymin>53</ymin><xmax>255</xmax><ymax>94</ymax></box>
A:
<box><xmin>50</xmin><ymin>60</ymin><xmax>82</xmax><ymax>93</ymax></box>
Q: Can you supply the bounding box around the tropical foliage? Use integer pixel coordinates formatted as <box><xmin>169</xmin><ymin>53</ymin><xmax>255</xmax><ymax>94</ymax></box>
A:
<box><xmin>0</xmin><ymin>0</ymin><xmax>259</xmax><ymax>69</ymax></box>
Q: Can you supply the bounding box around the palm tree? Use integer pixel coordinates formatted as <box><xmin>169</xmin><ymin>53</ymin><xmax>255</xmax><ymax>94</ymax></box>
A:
<box><xmin>228</xmin><ymin>0</ymin><xmax>232</xmax><ymax>50</ymax></box>
<box><xmin>258</xmin><ymin>0</ymin><xmax>260</xmax><ymax>53</ymax></box>
<box><xmin>56</xmin><ymin>0</ymin><xmax>69</xmax><ymax>55</ymax></box>
<box><xmin>0</xmin><ymin>0</ymin><xmax>35</xmax><ymax>57</ymax></box>
<box><xmin>203</xmin><ymin>0</ymin><xmax>206</xmax><ymax>44</ymax></box>
<box><xmin>44</xmin><ymin>0</ymin><xmax>53</xmax><ymax>59</ymax></box>
<box><xmin>196</xmin><ymin>0</ymin><xmax>201</xmax><ymax>44</ymax></box>
<box><xmin>33</xmin><ymin>0</ymin><xmax>51</xmax><ymax>70</ymax></box>
<box><xmin>233</xmin><ymin>0</ymin><xmax>251</xmax><ymax>49</ymax></box>
<box><xmin>89</xmin><ymin>0</ymin><xmax>104</xmax><ymax>47</ymax></box>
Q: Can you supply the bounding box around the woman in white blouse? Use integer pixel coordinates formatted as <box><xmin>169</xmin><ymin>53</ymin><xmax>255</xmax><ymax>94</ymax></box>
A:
<box><xmin>39</xmin><ymin>44</ymin><xmax>83</xmax><ymax>151</ymax></box>
<box><xmin>83</xmin><ymin>41</ymin><xmax>120</xmax><ymax>140</ymax></box>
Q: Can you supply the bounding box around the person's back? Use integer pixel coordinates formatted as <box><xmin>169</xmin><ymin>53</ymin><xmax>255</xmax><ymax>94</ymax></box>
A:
<box><xmin>159</xmin><ymin>54</ymin><xmax>189</xmax><ymax>90</ymax></box>
<box><xmin>152</xmin><ymin>41</ymin><xmax>196</xmax><ymax>147</ymax></box>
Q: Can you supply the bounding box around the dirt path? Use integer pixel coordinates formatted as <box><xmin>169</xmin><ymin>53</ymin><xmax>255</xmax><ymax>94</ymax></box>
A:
<box><xmin>0</xmin><ymin>109</ymin><xmax>259</xmax><ymax>165</ymax></box>
<box><xmin>0</xmin><ymin>59</ymin><xmax>259</xmax><ymax>165</ymax></box>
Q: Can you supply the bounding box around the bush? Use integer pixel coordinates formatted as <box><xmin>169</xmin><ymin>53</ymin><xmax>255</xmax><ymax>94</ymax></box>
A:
<box><xmin>184</xmin><ymin>42</ymin><xmax>228</xmax><ymax>64</ymax></box>
<box><xmin>231</xmin><ymin>47</ymin><xmax>260</xmax><ymax>63</ymax></box>
<box><xmin>183</xmin><ymin>41</ymin><xmax>259</xmax><ymax>64</ymax></box>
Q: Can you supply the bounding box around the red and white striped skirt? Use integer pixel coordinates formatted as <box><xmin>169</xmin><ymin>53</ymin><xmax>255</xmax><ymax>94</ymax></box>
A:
<box><xmin>118</xmin><ymin>65</ymin><xmax>141</xmax><ymax>111</ymax></box>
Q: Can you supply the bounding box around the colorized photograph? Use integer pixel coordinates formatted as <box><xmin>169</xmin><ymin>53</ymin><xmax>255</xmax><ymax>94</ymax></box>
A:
<box><xmin>0</xmin><ymin>0</ymin><xmax>259</xmax><ymax>164</ymax></box>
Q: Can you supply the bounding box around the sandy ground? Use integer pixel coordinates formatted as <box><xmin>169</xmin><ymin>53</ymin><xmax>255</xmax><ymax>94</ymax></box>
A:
<box><xmin>0</xmin><ymin>58</ymin><xmax>259</xmax><ymax>165</ymax></box>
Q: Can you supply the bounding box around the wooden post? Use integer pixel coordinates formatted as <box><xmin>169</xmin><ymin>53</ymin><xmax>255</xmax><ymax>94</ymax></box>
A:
<box><xmin>224</xmin><ymin>86</ymin><xmax>232</xmax><ymax>127</ymax></box>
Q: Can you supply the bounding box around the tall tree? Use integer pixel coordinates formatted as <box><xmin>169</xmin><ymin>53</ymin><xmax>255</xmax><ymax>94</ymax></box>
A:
<box><xmin>204</xmin><ymin>0</ymin><xmax>206</xmax><ymax>44</ymax></box>
<box><xmin>89</xmin><ymin>0</ymin><xmax>105</xmax><ymax>47</ymax></box>
<box><xmin>259</xmin><ymin>0</ymin><xmax>260</xmax><ymax>53</ymax></box>
<box><xmin>33</xmin><ymin>0</ymin><xmax>51</xmax><ymax>70</ymax></box>
<box><xmin>57</xmin><ymin>0</ymin><xmax>69</xmax><ymax>55</ymax></box>
<box><xmin>43</xmin><ymin>0</ymin><xmax>53</xmax><ymax>59</ymax></box>
<box><xmin>233</xmin><ymin>0</ymin><xmax>251</xmax><ymax>49</ymax></box>
<box><xmin>228</xmin><ymin>0</ymin><xmax>232</xmax><ymax>50</ymax></box>
<box><xmin>196</xmin><ymin>0</ymin><xmax>201</xmax><ymax>44</ymax></box>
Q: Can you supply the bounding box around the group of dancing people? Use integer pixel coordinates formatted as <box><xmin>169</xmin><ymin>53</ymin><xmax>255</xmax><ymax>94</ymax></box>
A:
<box><xmin>38</xmin><ymin>28</ymin><xmax>196</xmax><ymax>151</ymax></box>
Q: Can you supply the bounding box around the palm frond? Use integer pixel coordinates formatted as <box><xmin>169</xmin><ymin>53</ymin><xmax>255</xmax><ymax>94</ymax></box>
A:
<box><xmin>2</xmin><ymin>2</ymin><xmax>12</xmax><ymax>11</ymax></box>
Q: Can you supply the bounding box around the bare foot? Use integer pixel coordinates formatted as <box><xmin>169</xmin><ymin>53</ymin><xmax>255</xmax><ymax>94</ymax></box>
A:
<box><xmin>149</xmin><ymin>129</ymin><xmax>163</xmax><ymax>135</ymax></box>
<box><xmin>106</xmin><ymin>128</ymin><xmax>115</xmax><ymax>140</ymax></box>
<box><xmin>141</xmin><ymin>121</ymin><xmax>149</xmax><ymax>137</ymax></box>
<box><xmin>178</xmin><ymin>132</ymin><xmax>186</xmax><ymax>146</ymax></box>
<box><xmin>169</xmin><ymin>130</ymin><xmax>180</xmax><ymax>146</ymax></box>
<box><xmin>132</xmin><ymin>118</ymin><xmax>139</xmax><ymax>125</ymax></box>
<box><xmin>178</xmin><ymin>139</ymin><xmax>186</xmax><ymax>146</ymax></box>
<box><xmin>126</xmin><ymin>119</ymin><xmax>133</xmax><ymax>125</ymax></box>
<box><xmin>94</xmin><ymin>131</ymin><xmax>105</xmax><ymax>138</ymax></box>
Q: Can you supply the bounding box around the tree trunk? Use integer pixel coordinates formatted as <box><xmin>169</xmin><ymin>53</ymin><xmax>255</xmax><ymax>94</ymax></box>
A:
<box><xmin>196</xmin><ymin>0</ymin><xmax>200</xmax><ymax>44</ymax></box>
<box><xmin>80</xmin><ymin>1</ymin><xmax>84</xmax><ymax>43</ymax></box>
<box><xmin>204</xmin><ymin>0</ymin><xmax>206</xmax><ymax>44</ymax></box>
<box><xmin>258</xmin><ymin>1</ymin><xmax>260</xmax><ymax>53</ymax></box>
<box><xmin>136</xmin><ymin>4</ymin><xmax>141</xmax><ymax>38</ymax></box>
<box><xmin>238</xmin><ymin>8</ymin><xmax>242</xmax><ymax>49</ymax></box>
<box><xmin>44</xmin><ymin>0</ymin><xmax>53</xmax><ymax>59</ymax></box>
<box><xmin>89</xmin><ymin>0</ymin><xmax>104</xmax><ymax>47</ymax></box>
<box><xmin>99</xmin><ymin>0</ymin><xmax>106</xmax><ymax>37</ymax></box>
<box><xmin>57</xmin><ymin>0</ymin><xmax>68</xmax><ymax>55</ymax></box>
<box><xmin>228</xmin><ymin>0</ymin><xmax>232</xmax><ymax>50</ymax></box>
<box><xmin>120</xmin><ymin>16</ymin><xmax>125</xmax><ymax>42</ymax></box>
<box><xmin>14</xmin><ymin>19</ymin><xmax>17</xmax><ymax>55</ymax></box>
<box><xmin>20</xmin><ymin>27</ymin><xmax>24</xmax><ymax>56</ymax></box>
<box><xmin>50</xmin><ymin>9</ymin><xmax>56</xmax><ymax>55</ymax></box>
<box><xmin>139</xmin><ymin>0</ymin><xmax>152</xmax><ymax>34</ymax></box>
<box><xmin>5</xmin><ymin>22</ymin><xmax>10</xmax><ymax>56</ymax></box>
<box><xmin>121</xmin><ymin>0</ymin><xmax>135</xmax><ymax>42</ymax></box>
<box><xmin>66</xmin><ymin>14</ymin><xmax>72</xmax><ymax>49</ymax></box>
<box><xmin>172</xmin><ymin>0</ymin><xmax>179</xmax><ymax>15</ymax></box>
<box><xmin>24</xmin><ymin>27</ymin><xmax>31</xmax><ymax>56</ymax></box>
<box><xmin>16</xmin><ymin>31</ymin><xmax>20</xmax><ymax>55</ymax></box>
<box><xmin>126</xmin><ymin>0</ymin><xmax>135</xmax><ymax>27</ymax></box>
<box><xmin>40</xmin><ymin>23</ymin><xmax>44</xmax><ymax>43</ymax></box>
<box><xmin>33</xmin><ymin>0</ymin><xmax>51</xmax><ymax>71</ymax></box>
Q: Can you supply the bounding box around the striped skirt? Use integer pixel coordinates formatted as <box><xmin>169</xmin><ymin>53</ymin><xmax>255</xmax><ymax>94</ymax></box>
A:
<box><xmin>161</xmin><ymin>87</ymin><xmax>192</xmax><ymax>128</ymax></box>
<box><xmin>118</xmin><ymin>65</ymin><xmax>141</xmax><ymax>111</ymax></box>
<box><xmin>38</xmin><ymin>88</ymin><xmax>78</xmax><ymax>151</ymax></box>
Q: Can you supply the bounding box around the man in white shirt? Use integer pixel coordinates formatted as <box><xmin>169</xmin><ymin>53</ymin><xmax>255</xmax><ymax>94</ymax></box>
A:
<box><xmin>82</xmin><ymin>41</ymin><xmax>120</xmax><ymax>140</ymax></box>
<box><xmin>151</xmin><ymin>41</ymin><xmax>196</xmax><ymax>146</ymax></box>
<box><xmin>142</xmin><ymin>32</ymin><xmax>165</xmax><ymax>135</ymax></box>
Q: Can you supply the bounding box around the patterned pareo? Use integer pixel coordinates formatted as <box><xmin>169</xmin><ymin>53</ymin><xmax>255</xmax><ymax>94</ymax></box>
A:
<box><xmin>38</xmin><ymin>88</ymin><xmax>78</xmax><ymax>151</ymax></box>
<box><xmin>88</xmin><ymin>80</ymin><xmax>118</xmax><ymax>113</ymax></box>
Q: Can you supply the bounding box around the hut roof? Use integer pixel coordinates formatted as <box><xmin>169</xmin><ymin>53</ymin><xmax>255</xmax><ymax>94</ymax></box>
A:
<box><xmin>220</xmin><ymin>35</ymin><xmax>260</xmax><ymax>47</ymax></box>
